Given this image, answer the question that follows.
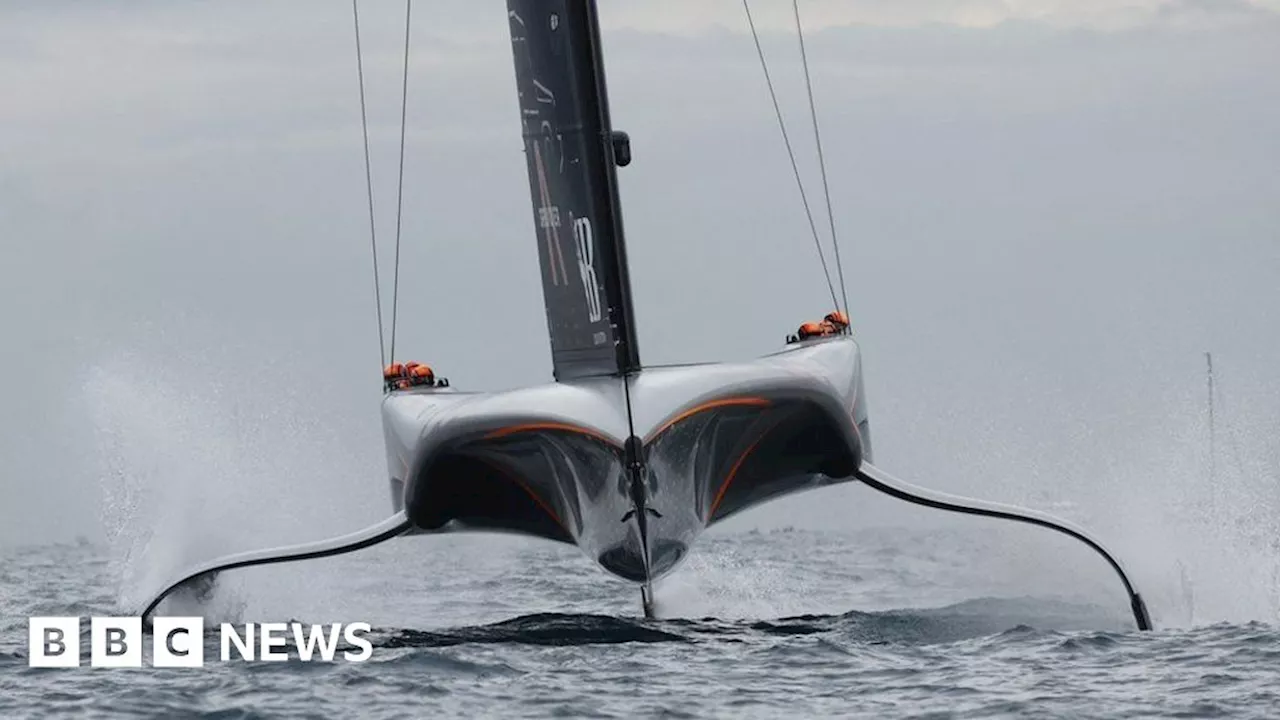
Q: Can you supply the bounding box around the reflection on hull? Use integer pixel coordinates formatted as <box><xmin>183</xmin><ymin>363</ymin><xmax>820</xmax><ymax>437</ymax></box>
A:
<box><xmin>596</xmin><ymin>536</ymin><xmax>691</xmax><ymax>583</ymax></box>
<box><xmin>383</xmin><ymin>336</ymin><xmax>869</xmax><ymax>586</ymax></box>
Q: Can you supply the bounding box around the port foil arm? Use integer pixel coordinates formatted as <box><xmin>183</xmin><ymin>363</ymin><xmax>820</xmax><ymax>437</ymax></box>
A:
<box><xmin>140</xmin><ymin>510</ymin><xmax>412</xmax><ymax>621</ymax></box>
<box><xmin>855</xmin><ymin>463</ymin><xmax>1153</xmax><ymax>631</ymax></box>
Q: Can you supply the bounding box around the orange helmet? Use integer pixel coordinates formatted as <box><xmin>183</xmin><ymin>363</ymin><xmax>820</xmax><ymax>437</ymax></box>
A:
<box><xmin>409</xmin><ymin>364</ymin><xmax>434</xmax><ymax>381</ymax></box>
<box><xmin>383</xmin><ymin>362</ymin><xmax>405</xmax><ymax>379</ymax></box>
<box><xmin>798</xmin><ymin>321</ymin><xmax>825</xmax><ymax>338</ymax></box>
<box><xmin>824</xmin><ymin>310</ymin><xmax>849</xmax><ymax>328</ymax></box>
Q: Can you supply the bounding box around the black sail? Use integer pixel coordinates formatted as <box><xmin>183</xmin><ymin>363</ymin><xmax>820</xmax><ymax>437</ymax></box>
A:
<box><xmin>506</xmin><ymin>0</ymin><xmax>641</xmax><ymax>381</ymax></box>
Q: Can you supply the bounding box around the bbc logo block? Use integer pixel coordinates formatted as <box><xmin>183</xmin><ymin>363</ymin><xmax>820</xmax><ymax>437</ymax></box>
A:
<box><xmin>28</xmin><ymin>617</ymin><xmax>372</xmax><ymax>667</ymax></box>
<box><xmin>29</xmin><ymin>617</ymin><xmax>204</xmax><ymax>668</ymax></box>
<box><xmin>28</xmin><ymin>617</ymin><xmax>80</xmax><ymax>668</ymax></box>
<box><xmin>90</xmin><ymin>617</ymin><xmax>142</xmax><ymax>667</ymax></box>
<box><xmin>152</xmin><ymin>617</ymin><xmax>205</xmax><ymax>667</ymax></box>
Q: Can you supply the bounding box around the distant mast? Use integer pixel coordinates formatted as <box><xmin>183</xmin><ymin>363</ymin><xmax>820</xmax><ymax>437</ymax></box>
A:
<box><xmin>1206</xmin><ymin>351</ymin><xmax>1216</xmax><ymax>484</ymax></box>
<box><xmin>506</xmin><ymin>0</ymin><xmax>641</xmax><ymax>381</ymax></box>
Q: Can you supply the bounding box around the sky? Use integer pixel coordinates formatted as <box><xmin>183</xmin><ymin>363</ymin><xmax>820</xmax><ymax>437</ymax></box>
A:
<box><xmin>2</xmin><ymin>0</ymin><xmax>1278</xmax><ymax>613</ymax></box>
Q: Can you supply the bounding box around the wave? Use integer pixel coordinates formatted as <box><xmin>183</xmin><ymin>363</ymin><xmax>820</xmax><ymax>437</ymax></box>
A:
<box><xmin>368</xmin><ymin>596</ymin><xmax>1134</xmax><ymax>649</ymax></box>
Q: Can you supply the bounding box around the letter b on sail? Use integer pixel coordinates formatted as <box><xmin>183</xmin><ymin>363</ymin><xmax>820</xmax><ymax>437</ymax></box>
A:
<box><xmin>573</xmin><ymin>216</ymin><xmax>603</xmax><ymax>322</ymax></box>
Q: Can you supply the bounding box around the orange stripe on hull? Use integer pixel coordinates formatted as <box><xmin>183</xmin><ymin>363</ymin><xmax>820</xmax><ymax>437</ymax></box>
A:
<box><xmin>484</xmin><ymin>422</ymin><xmax>618</xmax><ymax>446</ymax></box>
<box><xmin>708</xmin><ymin>434</ymin><xmax>766</xmax><ymax>519</ymax></box>
<box><xmin>647</xmin><ymin>396</ymin><xmax>770</xmax><ymax>441</ymax></box>
<box><xmin>707</xmin><ymin>412</ymin><xmax>789</xmax><ymax>520</ymax></box>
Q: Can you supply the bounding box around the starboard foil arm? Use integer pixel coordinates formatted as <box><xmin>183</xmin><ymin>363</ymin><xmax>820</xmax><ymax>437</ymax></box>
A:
<box><xmin>139</xmin><ymin>510</ymin><xmax>413</xmax><ymax>621</ymax></box>
<box><xmin>855</xmin><ymin>463</ymin><xmax>1153</xmax><ymax>631</ymax></box>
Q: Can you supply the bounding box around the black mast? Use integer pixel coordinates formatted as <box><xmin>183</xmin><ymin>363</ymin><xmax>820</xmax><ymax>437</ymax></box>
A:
<box><xmin>1207</xmin><ymin>351</ymin><xmax>1216</xmax><ymax>485</ymax></box>
<box><xmin>506</xmin><ymin>0</ymin><xmax>640</xmax><ymax>381</ymax></box>
<box><xmin>507</xmin><ymin>1</ymin><xmax>654</xmax><ymax>612</ymax></box>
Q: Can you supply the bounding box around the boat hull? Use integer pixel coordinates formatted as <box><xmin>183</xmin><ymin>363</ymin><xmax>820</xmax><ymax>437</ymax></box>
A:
<box><xmin>380</xmin><ymin>335</ymin><xmax>870</xmax><ymax>585</ymax></box>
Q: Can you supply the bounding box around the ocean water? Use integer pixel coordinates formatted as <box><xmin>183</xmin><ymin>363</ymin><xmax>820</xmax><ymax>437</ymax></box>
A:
<box><xmin>3</xmin><ymin>525</ymin><xmax>1279</xmax><ymax>719</ymax></box>
<box><xmin>3</xmin><ymin>363</ymin><xmax>1278</xmax><ymax>718</ymax></box>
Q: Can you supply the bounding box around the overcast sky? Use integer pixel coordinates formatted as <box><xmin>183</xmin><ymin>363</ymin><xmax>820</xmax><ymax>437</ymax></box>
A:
<box><xmin>2</xmin><ymin>1</ymin><xmax>1278</xmax><ymax>613</ymax></box>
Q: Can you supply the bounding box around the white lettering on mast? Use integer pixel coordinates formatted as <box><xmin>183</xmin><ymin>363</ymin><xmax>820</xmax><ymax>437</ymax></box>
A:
<box><xmin>533</xmin><ymin>79</ymin><xmax>554</xmax><ymax>105</ymax></box>
<box><xmin>525</xmin><ymin>66</ymin><xmax>567</xmax><ymax>286</ymax></box>
<box><xmin>573</xmin><ymin>216</ymin><xmax>603</xmax><ymax>322</ymax></box>
<box><xmin>533</xmin><ymin>141</ymin><xmax>567</xmax><ymax>286</ymax></box>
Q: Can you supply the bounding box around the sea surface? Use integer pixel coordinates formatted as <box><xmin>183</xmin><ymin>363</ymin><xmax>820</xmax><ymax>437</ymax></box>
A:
<box><xmin>3</xmin><ymin>524</ymin><xmax>1279</xmax><ymax>719</ymax></box>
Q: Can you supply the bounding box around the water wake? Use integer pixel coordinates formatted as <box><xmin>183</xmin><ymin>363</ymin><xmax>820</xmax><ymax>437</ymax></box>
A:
<box><xmin>81</xmin><ymin>354</ymin><xmax>378</xmax><ymax>620</ymax></box>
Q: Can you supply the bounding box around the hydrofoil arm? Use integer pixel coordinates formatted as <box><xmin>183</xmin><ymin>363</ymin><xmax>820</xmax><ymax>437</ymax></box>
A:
<box><xmin>139</xmin><ymin>510</ymin><xmax>413</xmax><ymax>621</ymax></box>
<box><xmin>855</xmin><ymin>463</ymin><xmax>1153</xmax><ymax>631</ymax></box>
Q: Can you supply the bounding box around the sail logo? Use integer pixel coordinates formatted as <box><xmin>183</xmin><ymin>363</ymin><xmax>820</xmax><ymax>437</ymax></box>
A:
<box><xmin>537</xmin><ymin>204</ymin><xmax>561</xmax><ymax>229</ymax></box>
<box><xmin>531</xmin><ymin>133</ymin><xmax>570</xmax><ymax>288</ymax></box>
<box><xmin>27</xmin><ymin>617</ymin><xmax>373</xmax><ymax>667</ymax></box>
<box><xmin>572</xmin><ymin>217</ymin><xmax>603</xmax><ymax>323</ymax></box>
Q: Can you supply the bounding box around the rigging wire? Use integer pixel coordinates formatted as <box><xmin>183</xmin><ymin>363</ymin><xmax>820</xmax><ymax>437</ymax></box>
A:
<box><xmin>351</xmin><ymin>0</ymin><xmax>413</xmax><ymax>370</ymax></box>
<box><xmin>742</xmin><ymin>0</ymin><xmax>840</xmax><ymax>313</ymax></box>
<box><xmin>388</xmin><ymin>0</ymin><xmax>413</xmax><ymax>363</ymax></box>
<box><xmin>351</xmin><ymin>0</ymin><xmax>386</xmax><ymax>369</ymax></box>
<box><xmin>791</xmin><ymin>0</ymin><xmax>850</xmax><ymax>320</ymax></box>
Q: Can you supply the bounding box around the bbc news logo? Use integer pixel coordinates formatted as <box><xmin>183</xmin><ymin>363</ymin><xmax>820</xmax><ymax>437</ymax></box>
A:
<box><xmin>28</xmin><ymin>617</ymin><xmax>373</xmax><ymax>667</ymax></box>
